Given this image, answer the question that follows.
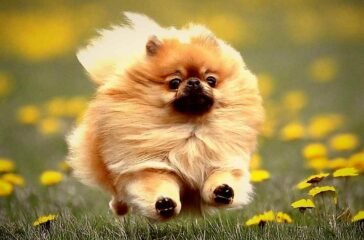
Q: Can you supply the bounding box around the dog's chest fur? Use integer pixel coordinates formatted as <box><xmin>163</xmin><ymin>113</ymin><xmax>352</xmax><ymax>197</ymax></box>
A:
<box><xmin>103</xmin><ymin>118</ymin><xmax>247</xmax><ymax>189</ymax></box>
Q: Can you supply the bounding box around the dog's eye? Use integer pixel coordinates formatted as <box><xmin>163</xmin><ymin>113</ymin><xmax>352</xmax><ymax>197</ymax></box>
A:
<box><xmin>206</xmin><ymin>76</ymin><xmax>217</xmax><ymax>87</ymax></box>
<box><xmin>168</xmin><ymin>78</ymin><xmax>182</xmax><ymax>90</ymax></box>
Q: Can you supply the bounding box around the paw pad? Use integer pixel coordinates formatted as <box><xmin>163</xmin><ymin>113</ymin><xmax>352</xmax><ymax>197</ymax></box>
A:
<box><xmin>155</xmin><ymin>197</ymin><xmax>176</xmax><ymax>218</ymax></box>
<box><xmin>213</xmin><ymin>184</ymin><xmax>234</xmax><ymax>204</ymax></box>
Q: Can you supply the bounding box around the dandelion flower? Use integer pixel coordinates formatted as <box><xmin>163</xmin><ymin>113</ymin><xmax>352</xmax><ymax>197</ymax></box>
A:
<box><xmin>38</xmin><ymin>117</ymin><xmax>61</xmax><ymax>135</ymax></box>
<box><xmin>245</xmin><ymin>211</ymin><xmax>275</xmax><ymax>226</ymax></box>
<box><xmin>17</xmin><ymin>105</ymin><xmax>40</xmax><ymax>125</ymax></box>
<box><xmin>2</xmin><ymin>173</ymin><xmax>24</xmax><ymax>186</ymax></box>
<box><xmin>280</xmin><ymin>122</ymin><xmax>305</xmax><ymax>141</ymax></box>
<box><xmin>307</xmin><ymin>114</ymin><xmax>344</xmax><ymax>139</ymax></box>
<box><xmin>308</xmin><ymin>186</ymin><xmax>336</xmax><ymax>197</ymax></box>
<box><xmin>349</xmin><ymin>153</ymin><xmax>364</xmax><ymax>171</ymax></box>
<box><xmin>0</xmin><ymin>179</ymin><xmax>13</xmax><ymax>196</ymax></box>
<box><xmin>65</xmin><ymin>97</ymin><xmax>87</xmax><ymax>117</ymax></box>
<box><xmin>33</xmin><ymin>214</ymin><xmax>57</xmax><ymax>227</ymax></box>
<box><xmin>330</xmin><ymin>133</ymin><xmax>359</xmax><ymax>151</ymax></box>
<box><xmin>5</xmin><ymin>12</ymin><xmax>75</xmax><ymax>61</ymax></box>
<box><xmin>291</xmin><ymin>199</ymin><xmax>315</xmax><ymax>211</ymax></box>
<box><xmin>245</xmin><ymin>215</ymin><xmax>262</xmax><ymax>226</ymax></box>
<box><xmin>327</xmin><ymin>158</ymin><xmax>348</xmax><ymax>169</ymax></box>
<box><xmin>0</xmin><ymin>158</ymin><xmax>15</xmax><ymax>173</ymax></box>
<box><xmin>309</xmin><ymin>57</ymin><xmax>338</xmax><ymax>82</ymax></box>
<box><xmin>352</xmin><ymin>211</ymin><xmax>364</xmax><ymax>223</ymax></box>
<box><xmin>282</xmin><ymin>90</ymin><xmax>307</xmax><ymax>112</ymax></box>
<box><xmin>40</xmin><ymin>170</ymin><xmax>63</xmax><ymax>186</ymax></box>
<box><xmin>306</xmin><ymin>173</ymin><xmax>330</xmax><ymax>184</ymax></box>
<box><xmin>296</xmin><ymin>180</ymin><xmax>312</xmax><ymax>190</ymax></box>
<box><xmin>45</xmin><ymin>97</ymin><xmax>67</xmax><ymax>117</ymax></box>
<box><xmin>333</xmin><ymin>167</ymin><xmax>359</xmax><ymax>178</ymax></box>
<box><xmin>276</xmin><ymin>212</ymin><xmax>293</xmax><ymax>223</ymax></box>
<box><xmin>302</xmin><ymin>143</ymin><xmax>327</xmax><ymax>160</ymax></box>
<box><xmin>250</xmin><ymin>154</ymin><xmax>261</xmax><ymax>170</ymax></box>
<box><xmin>307</xmin><ymin>157</ymin><xmax>329</xmax><ymax>171</ymax></box>
<box><xmin>250</xmin><ymin>169</ymin><xmax>270</xmax><ymax>182</ymax></box>
<box><xmin>297</xmin><ymin>173</ymin><xmax>330</xmax><ymax>189</ymax></box>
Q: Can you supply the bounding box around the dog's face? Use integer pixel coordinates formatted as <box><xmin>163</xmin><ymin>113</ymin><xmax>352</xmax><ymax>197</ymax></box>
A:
<box><xmin>145</xmin><ymin>36</ymin><xmax>224</xmax><ymax>115</ymax></box>
<box><xmin>120</xmin><ymin>32</ymin><xmax>245</xmax><ymax>118</ymax></box>
<box><xmin>78</xmin><ymin>20</ymin><xmax>261</xmax><ymax>127</ymax></box>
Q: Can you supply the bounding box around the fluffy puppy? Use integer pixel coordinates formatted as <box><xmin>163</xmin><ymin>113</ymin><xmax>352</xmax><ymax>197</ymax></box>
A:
<box><xmin>67</xmin><ymin>12</ymin><xmax>264</xmax><ymax>220</ymax></box>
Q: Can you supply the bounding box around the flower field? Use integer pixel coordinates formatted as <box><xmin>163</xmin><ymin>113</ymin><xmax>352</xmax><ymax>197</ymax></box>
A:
<box><xmin>0</xmin><ymin>1</ymin><xmax>363</xmax><ymax>239</ymax></box>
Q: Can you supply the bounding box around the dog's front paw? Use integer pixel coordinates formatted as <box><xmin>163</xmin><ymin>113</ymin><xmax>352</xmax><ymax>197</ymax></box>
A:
<box><xmin>202</xmin><ymin>170</ymin><xmax>252</xmax><ymax>208</ymax></box>
<box><xmin>155</xmin><ymin>197</ymin><xmax>177</xmax><ymax>219</ymax></box>
<box><xmin>213</xmin><ymin>184</ymin><xmax>234</xmax><ymax>204</ymax></box>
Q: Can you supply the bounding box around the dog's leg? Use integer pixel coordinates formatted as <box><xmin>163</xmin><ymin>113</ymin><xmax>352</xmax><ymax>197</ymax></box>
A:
<box><xmin>109</xmin><ymin>196</ymin><xmax>129</xmax><ymax>216</ymax></box>
<box><xmin>117</xmin><ymin>169</ymin><xmax>183</xmax><ymax>220</ymax></box>
<box><xmin>201</xmin><ymin>169</ymin><xmax>252</xmax><ymax>208</ymax></box>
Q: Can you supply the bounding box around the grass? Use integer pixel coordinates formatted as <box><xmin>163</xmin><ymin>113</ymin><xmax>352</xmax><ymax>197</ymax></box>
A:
<box><xmin>1</xmin><ymin>1</ymin><xmax>364</xmax><ymax>239</ymax></box>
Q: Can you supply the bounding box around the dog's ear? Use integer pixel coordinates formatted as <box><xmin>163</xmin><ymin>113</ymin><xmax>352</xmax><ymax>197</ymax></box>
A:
<box><xmin>77</xmin><ymin>12</ymin><xmax>162</xmax><ymax>85</ymax></box>
<box><xmin>146</xmin><ymin>35</ymin><xmax>162</xmax><ymax>56</ymax></box>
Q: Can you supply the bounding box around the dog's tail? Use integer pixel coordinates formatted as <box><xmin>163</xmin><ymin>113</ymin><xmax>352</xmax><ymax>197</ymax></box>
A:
<box><xmin>77</xmin><ymin>12</ymin><xmax>162</xmax><ymax>84</ymax></box>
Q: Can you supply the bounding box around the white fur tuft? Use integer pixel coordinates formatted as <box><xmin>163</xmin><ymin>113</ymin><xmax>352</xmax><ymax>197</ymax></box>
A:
<box><xmin>76</xmin><ymin>12</ymin><xmax>162</xmax><ymax>84</ymax></box>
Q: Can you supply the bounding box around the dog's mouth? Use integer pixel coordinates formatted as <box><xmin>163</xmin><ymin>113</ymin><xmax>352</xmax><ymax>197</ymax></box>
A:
<box><xmin>172</xmin><ymin>91</ymin><xmax>214</xmax><ymax>115</ymax></box>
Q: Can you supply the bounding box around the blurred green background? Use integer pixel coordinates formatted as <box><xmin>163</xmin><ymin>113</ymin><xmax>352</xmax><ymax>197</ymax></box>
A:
<box><xmin>0</xmin><ymin>0</ymin><xmax>364</xmax><ymax>238</ymax></box>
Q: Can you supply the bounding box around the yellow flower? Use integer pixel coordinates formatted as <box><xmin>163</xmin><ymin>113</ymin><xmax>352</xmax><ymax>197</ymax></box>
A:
<box><xmin>257</xmin><ymin>73</ymin><xmax>274</xmax><ymax>98</ymax></box>
<box><xmin>0</xmin><ymin>179</ymin><xmax>13</xmax><ymax>196</ymax></box>
<box><xmin>250</xmin><ymin>154</ymin><xmax>261</xmax><ymax>170</ymax></box>
<box><xmin>250</xmin><ymin>169</ymin><xmax>270</xmax><ymax>182</ymax></box>
<box><xmin>45</xmin><ymin>97</ymin><xmax>67</xmax><ymax>117</ymax></box>
<box><xmin>261</xmin><ymin>210</ymin><xmax>275</xmax><ymax>222</ymax></box>
<box><xmin>307</xmin><ymin>157</ymin><xmax>329</xmax><ymax>171</ymax></box>
<box><xmin>0</xmin><ymin>72</ymin><xmax>12</xmax><ymax>97</ymax></box>
<box><xmin>40</xmin><ymin>170</ymin><xmax>63</xmax><ymax>186</ymax></box>
<box><xmin>330</xmin><ymin>133</ymin><xmax>359</xmax><ymax>152</ymax></box>
<box><xmin>308</xmin><ymin>186</ymin><xmax>336</xmax><ymax>197</ymax></box>
<box><xmin>291</xmin><ymin>199</ymin><xmax>315</xmax><ymax>210</ymax></box>
<box><xmin>349</xmin><ymin>153</ymin><xmax>364</xmax><ymax>171</ymax></box>
<box><xmin>333</xmin><ymin>167</ymin><xmax>359</xmax><ymax>178</ymax></box>
<box><xmin>309</xmin><ymin>57</ymin><xmax>338</xmax><ymax>82</ymax></box>
<box><xmin>65</xmin><ymin>97</ymin><xmax>88</xmax><ymax>117</ymax></box>
<box><xmin>280</xmin><ymin>122</ymin><xmax>305</xmax><ymax>141</ymax></box>
<box><xmin>327</xmin><ymin>158</ymin><xmax>348</xmax><ymax>169</ymax></box>
<box><xmin>245</xmin><ymin>215</ymin><xmax>262</xmax><ymax>226</ymax></box>
<box><xmin>307</xmin><ymin>114</ymin><xmax>344</xmax><ymax>139</ymax></box>
<box><xmin>282</xmin><ymin>91</ymin><xmax>307</xmax><ymax>113</ymax></box>
<box><xmin>17</xmin><ymin>105</ymin><xmax>40</xmax><ymax>125</ymax></box>
<box><xmin>307</xmin><ymin>173</ymin><xmax>330</xmax><ymax>184</ymax></box>
<box><xmin>58</xmin><ymin>160</ymin><xmax>71</xmax><ymax>173</ymax></box>
<box><xmin>302</xmin><ymin>143</ymin><xmax>327</xmax><ymax>160</ymax></box>
<box><xmin>2</xmin><ymin>173</ymin><xmax>24</xmax><ymax>186</ymax></box>
<box><xmin>0</xmin><ymin>158</ymin><xmax>15</xmax><ymax>173</ymax></box>
<box><xmin>245</xmin><ymin>211</ymin><xmax>275</xmax><ymax>226</ymax></box>
<box><xmin>276</xmin><ymin>212</ymin><xmax>292</xmax><ymax>224</ymax></box>
<box><xmin>38</xmin><ymin>117</ymin><xmax>62</xmax><ymax>135</ymax></box>
<box><xmin>33</xmin><ymin>214</ymin><xmax>57</xmax><ymax>226</ymax></box>
<box><xmin>352</xmin><ymin>210</ymin><xmax>364</xmax><ymax>223</ymax></box>
<box><xmin>296</xmin><ymin>180</ymin><xmax>311</xmax><ymax>190</ymax></box>
<box><xmin>3</xmin><ymin>12</ymin><xmax>75</xmax><ymax>61</ymax></box>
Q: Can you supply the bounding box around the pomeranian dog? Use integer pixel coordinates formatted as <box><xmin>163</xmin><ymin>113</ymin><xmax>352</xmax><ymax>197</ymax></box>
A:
<box><xmin>67</xmin><ymin>12</ymin><xmax>264</xmax><ymax>220</ymax></box>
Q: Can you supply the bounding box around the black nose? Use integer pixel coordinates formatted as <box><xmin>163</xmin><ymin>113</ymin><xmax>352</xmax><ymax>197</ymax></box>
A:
<box><xmin>187</xmin><ymin>78</ymin><xmax>200</xmax><ymax>89</ymax></box>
